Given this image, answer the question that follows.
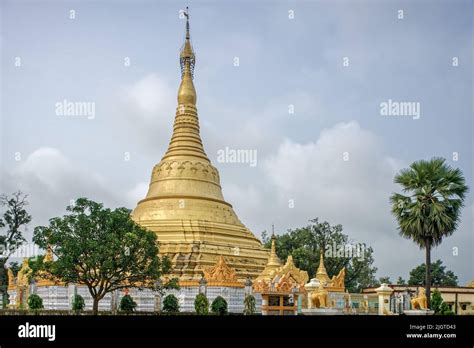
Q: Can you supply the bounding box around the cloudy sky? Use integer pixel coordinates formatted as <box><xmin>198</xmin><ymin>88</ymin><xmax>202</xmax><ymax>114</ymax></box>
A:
<box><xmin>1</xmin><ymin>0</ymin><xmax>472</xmax><ymax>284</ymax></box>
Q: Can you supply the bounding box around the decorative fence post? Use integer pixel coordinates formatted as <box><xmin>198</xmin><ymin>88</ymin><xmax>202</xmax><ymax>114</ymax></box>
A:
<box><xmin>375</xmin><ymin>283</ymin><xmax>393</xmax><ymax>315</ymax></box>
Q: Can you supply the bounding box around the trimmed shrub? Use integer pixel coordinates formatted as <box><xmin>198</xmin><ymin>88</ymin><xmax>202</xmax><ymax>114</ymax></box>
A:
<box><xmin>72</xmin><ymin>294</ymin><xmax>85</xmax><ymax>312</ymax></box>
<box><xmin>28</xmin><ymin>294</ymin><xmax>44</xmax><ymax>311</ymax></box>
<box><xmin>431</xmin><ymin>289</ymin><xmax>443</xmax><ymax>314</ymax></box>
<box><xmin>211</xmin><ymin>296</ymin><xmax>228</xmax><ymax>315</ymax></box>
<box><xmin>194</xmin><ymin>293</ymin><xmax>209</xmax><ymax>315</ymax></box>
<box><xmin>431</xmin><ymin>289</ymin><xmax>455</xmax><ymax>315</ymax></box>
<box><xmin>162</xmin><ymin>294</ymin><xmax>180</xmax><ymax>313</ymax></box>
<box><xmin>243</xmin><ymin>294</ymin><xmax>256</xmax><ymax>315</ymax></box>
<box><xmin>120</xmin><ymin>294</ymin><xmax>137</xmax><ymax>313</ymax></box>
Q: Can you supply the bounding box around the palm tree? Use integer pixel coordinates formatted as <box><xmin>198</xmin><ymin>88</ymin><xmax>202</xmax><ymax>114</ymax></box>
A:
<box><xmin>390</xmin><ymin>157</ymin><xmax>468</xmax><ymax>308</ymax></box>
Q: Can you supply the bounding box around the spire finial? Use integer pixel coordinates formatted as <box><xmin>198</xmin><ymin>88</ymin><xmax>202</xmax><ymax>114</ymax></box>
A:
<box><xmin>184</xmin><ymin>6</ymin><xmax>190</xmax><ymax>39</ymax></box>
<box><xmin>178</xmin><ymin>6</ymin><xmax>196</xmax><ymax>105</ymax></box>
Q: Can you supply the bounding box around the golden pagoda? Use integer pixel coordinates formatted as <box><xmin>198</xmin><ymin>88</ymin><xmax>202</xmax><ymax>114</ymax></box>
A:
<box><xmin>132</xmin><ymin>9</ymin><xmax>269</xmax><ymax>281</ymax></box>
<box><xmin>253</xmin><ymin>234</ymin><xmax>282</xmax><ymax>283</ymax></box>
<box><xmin>315</xmin><ymin>252</ymin><xmax>331</xmax><ymax>284</ymax></box>
<box><xmin>305</xmin><ymin>252</ymin><xmax>345</xmax><ymax>293</ymax></box>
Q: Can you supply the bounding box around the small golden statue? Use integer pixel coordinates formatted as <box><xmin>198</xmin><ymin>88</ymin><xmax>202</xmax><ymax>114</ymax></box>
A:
<box><xmin>410</xmin><ymin>287</ymin><xmax>427</xmax><ymax>309</ymax></box>
<box><xmin>310</xmin><ymin>283</ymin><xmax>329</xmax><ymax>308</ymax></box>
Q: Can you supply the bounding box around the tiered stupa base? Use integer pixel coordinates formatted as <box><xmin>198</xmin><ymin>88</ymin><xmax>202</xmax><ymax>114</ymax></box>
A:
<box><xmin>135</xmin><ymin>219</ymin><xmax>269</xmax><ymax>281</ymax></box>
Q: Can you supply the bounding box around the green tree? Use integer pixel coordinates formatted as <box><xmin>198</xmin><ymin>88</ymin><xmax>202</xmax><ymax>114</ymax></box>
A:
<box><xmin>431</xmin><ymin>289</ymin><xmax>454</xmax><ymax>315</ymax></box>
<box><xmin>408</xmin><ymin>260</ymin><xmax>458</xmax><ymax>287</ymax></box>
<box><xmin>390</xmin><ymin>158</ymin><xmax>468</xmax><ymax>308</ymax></box>
<box><xmin>396</xmin><ymin>276</ymin><xmax>406</xmax><ymax>285</ymax></box>
<box><xmin>162</xmin><ymin>294</ymin><xmax>180</xmax><ymax>313</ymax></box>
<box><xmin>72</xmin><ymin>294</ymin><xmax>85</xmax><ymax>313</ymax></box>
<box><xmin>211</xmin><ymin>296</ymin><xmax>228</xmax><ymax>315</ymax></box>
<box><xmin>0</xmin><ymin>192</ymin><xmax>32</xmax><ymax>308</ymax></box>
<box><xmin>32</xmin><ymin>198</ymin><xmax>178</xmax><ymax>315</ymax></box>
<box><xmin>431</xmin><ymin>289</ymin><xmax>443</xmax><ymax>314</ymax></box>
<box><xmin>243</xmin><ymin>294</ymin><xmax>256</xmax><ymax>315</ymax></box>
<box><xmin>194</xmin><ymin>293</ymin><xmax>209</xmax><ymax>315</ymax></box>
<box><xmin>262</xmin><ymin>218</ymin><xmax>378</xmax><ymax>292</ymax></box>
<box><xmin>9</xmin><ymin>262</ymin><xmax>20</xmax><ymax>277</ymax></box>
<box><xmin>439</xmin><ymin>302</ymin><xmax>454</xmax><ymax>315</ymax></box>
<box><xmin>378</xmin><ymin>276</ymin><xmax>392</xmax><ymax>285</ymax></box>
<box><xmin>119</xmin><ymin>294</ymin><xmax>137</xmax><ymax>313</ymax></box>
<box><xmin>28</xmin><ymin>294</ymin><xmax>44</xmax><ymax>311</ymax></box>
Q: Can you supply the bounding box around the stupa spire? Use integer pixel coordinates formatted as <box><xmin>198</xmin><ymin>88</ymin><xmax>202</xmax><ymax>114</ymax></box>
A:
<box><xmin>267</xmin><ymin>233</ymin><xmax>281</xmax><ymax>267</ymax></box>
<box><xmin>316</xmin><ymin>251</ymin><xmax>330</xmax><ymax>283</ymax></box>
<box><xmin>162</xmin><ymin>6</ymin><xmax>206</xmax><ymax>162</ymax></box>
<box><xmin>178</xmin><ymin>7</ymin><xmax>196</xmax><ymax>106</ymax></box>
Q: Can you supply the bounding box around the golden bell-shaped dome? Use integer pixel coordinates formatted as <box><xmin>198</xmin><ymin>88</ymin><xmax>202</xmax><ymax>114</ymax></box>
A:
<box><xmin>177</xmin><ymin>73</ymin><xmax>196</xmax><ymax>106</ymax></box>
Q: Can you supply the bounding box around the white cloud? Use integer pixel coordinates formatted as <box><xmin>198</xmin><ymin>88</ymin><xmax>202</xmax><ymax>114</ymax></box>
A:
<box><xmin>256</xmin><ymin>121</ymin><xmax>409</xmax><ymax>277</ymax></box>
<box><xmin>3</xmin><ymin>147</ymin><xmax>122</xmax><ymax>234</ymax></box>
<box><xmin>122</xmin><ymin>74</ymin><xmax>174</xmax><ymax>118</ymax></box>
<box><xmin>263</xmin><ymin>121</ymin><xmax>399</xmax><ymax>236</ymax></box>
<box><xmin>126</xmin><ymin>181</ymin><xmax>149</xmax><ymax>207</ymax></box>
<box><xmin>255</xmin><ymin>122</ymin><xmax>473</xmax><ymax>282</ymax></box>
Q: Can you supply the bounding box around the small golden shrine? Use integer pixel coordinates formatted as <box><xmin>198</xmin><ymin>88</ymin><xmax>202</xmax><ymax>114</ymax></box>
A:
<box><xmin>306</xmin><ymin>252</ymin><xmax>345</xmax><ymax>292</ymax></box>
<box><xmin>7</xmin><ymin>258</ymin><xmax>32</xmax><ymax>309</ymax></box>
<box><xmin>253</xmin><ymin>255</ymin><xmax>308</xmax><ymax>294</ymax></box>
<box><xmin>253</xmin><ymin>235</ymin><xmax>282</xmax><ymax>283</ymax></box>
<box><xmin>253</xmin><ymin>237</ymin><xmax>309</xmax><ymax>315</ymax></box>
<box><xmin>305</xmin><ymin>252</ymin><xmax>346</xmax><ymax>309</ymax></box>
<box><xmin>16</xmin><ymin>258</ymin><xmax>32</xmax><ymax>288</ymax></box>
<box><xmin>7</xmin><ymin>248</ymin><xmax>64</xmax><ymax>308</ymax></box>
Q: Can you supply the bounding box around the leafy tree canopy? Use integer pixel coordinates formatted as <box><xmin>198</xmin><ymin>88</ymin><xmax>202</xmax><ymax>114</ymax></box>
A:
<box><xmin>262</xmin><ymin>218</ymin><xmax>378</xmax><ymax>292</ymax></box>
<box><xmin>396</xmin><ymin>276</ymin><xmax>406</xmax><ymax>285</ymax></box>
<box><xmin>31</xmin><ymin>198</ymin><xmax>178</xmax><ymax>314</ymax></box>
<box><xmin>0</xmin><ymin>191</ymin><xmax>31</xmax><ymax>308</ymax></box>
<box><xmin>408</xmin><ymin>260</ymin><xmax>458</xmax><ymax>287</ymax></box>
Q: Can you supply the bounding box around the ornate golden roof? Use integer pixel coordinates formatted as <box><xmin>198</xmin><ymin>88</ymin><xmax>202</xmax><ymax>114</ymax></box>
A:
<box><xmin>253</xmin><ymin>253</ymin><xmax>309</xmax><ymax>294</ymax></box>
<box><xmin>468</xmin><ymin>280</ymin><xmax>474</xmax><ymax>288</ymax></box>
<box><xmin>277</xmin><ymin>256</ymin><xmax>309</xmax><ymax>285</ymax></box>
<box><xmin>203</xmin><ymin>256</ymin><xmax>242</xmax><ymax>287</ymax></box>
